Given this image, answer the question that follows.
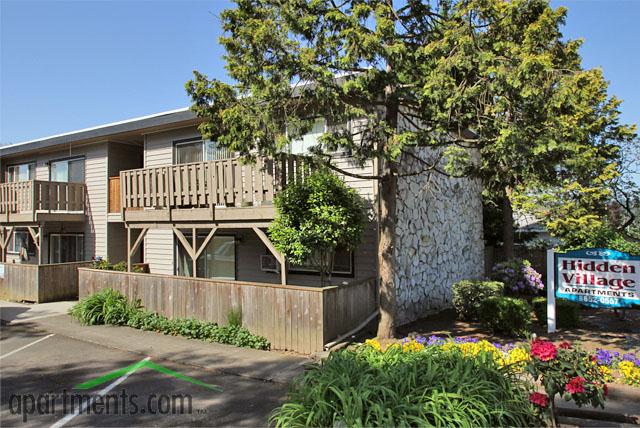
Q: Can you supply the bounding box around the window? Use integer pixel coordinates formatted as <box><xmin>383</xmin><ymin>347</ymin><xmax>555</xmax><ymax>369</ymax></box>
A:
<box><xmin>289</xmin><ymin>247</ymin><xmax>354</xmax><ymax>276</ymax></box>
<box><xmin>7</xmin><ymin>229</ymin><xmax>36</xmax><ymax>255</ymax></box>
<box><xmin>49</xmin><ymin>234</ymin><xmax>84</xmax><ymax>263</ymax></box>
<box><xmin>176</xmin><ymin>234</ymin><xmax>236</xmax><ymax>280</ymax></box>
<box><xmin>289</xmin><ymin>118</ymin><xmax>326</xmax><ymax>155</ymax></box>
<box><xmin>50</xmin><ymin>158</ymin><xmax>84</xmax><ymax>183</ymax></box>
<box><xmin>174</xmin><ymin>139</ymin><xmax>232</xmax><ymax>164</ymax></box>
<box><xmin>6</xmin><ymin>163</ymin><xmax>35</xmax><ymax>182</ymax></box>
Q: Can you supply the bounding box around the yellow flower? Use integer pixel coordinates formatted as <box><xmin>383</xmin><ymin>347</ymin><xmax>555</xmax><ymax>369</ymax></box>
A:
<box><xmin>365</xmin><ymin>338</ymin><xmax>382</xmax><ymax>352</ymax></box>
<box><xmin>619</xmin><ymin>361</ymin><xmax>640</xmax><ymax>386</ymax></box>
<box><xmin>504</xmin><ymin>347</ymin><xmax>531</xmax><ymax>370</ymax></box>
<box><xmin>598</xmin><ymin>365</ymin><xmax>613</xmax><ymax>382</ymax></box>
<box><xmin>402</xmin><ymin>340</ymin><xmax>425</xmax><ymax>353</ymax></box>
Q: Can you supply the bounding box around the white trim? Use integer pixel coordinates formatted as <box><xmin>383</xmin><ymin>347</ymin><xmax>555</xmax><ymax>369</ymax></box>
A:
<box><xmin>1</xmin><ymin>107</ymin><xmax>190</xmax><ymax>149</ymax></box>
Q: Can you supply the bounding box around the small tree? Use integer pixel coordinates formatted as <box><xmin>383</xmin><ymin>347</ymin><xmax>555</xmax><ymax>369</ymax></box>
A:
<box><xmin>268</xmin><ymin>170</ymin><xmax>367</xmax><ymax>285</ymax></box>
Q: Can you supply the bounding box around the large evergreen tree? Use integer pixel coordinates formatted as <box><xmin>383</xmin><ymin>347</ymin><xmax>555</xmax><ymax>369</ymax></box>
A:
<box><xmin>187</xmin><ymin>0</ymin><xmax>635</xmax><ymax>338</ymax></box>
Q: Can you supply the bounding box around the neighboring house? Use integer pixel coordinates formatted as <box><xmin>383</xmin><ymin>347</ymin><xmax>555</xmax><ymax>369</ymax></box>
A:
<box><xmin>0</xmin><ymin>107</ymin><xmax>484</xmax><ymax>325</ymax></box>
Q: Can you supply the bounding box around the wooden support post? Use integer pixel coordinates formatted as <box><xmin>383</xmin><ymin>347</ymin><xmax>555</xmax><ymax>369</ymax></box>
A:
<box><xmin>173</xmin><ymin>227</ymin><xmax>197</xmax><ymax>277</ymax></box>
<box><xmin>27</xmin><ymin>226</ymin><xmax>41</xmax><ymax>264</ymax></box>
<box><xmin>252</xmin><ymin>226</ymin><xmax>287</xmax><ymax>285</ymax></box>
<box><xmin>192</xmin><ymin>228</ymin><xmax>197</xmax><ymax>278</ymax></box>
<box><xmin>127</xmin><ymin>227</ymin><xmax>131</xmax><ymax>272</ymax></box>
<box><xmin>127</xmin><ymin>227</ymin><xmax>148</xmax><ymax>272</ymax></box>
<box><xmin>194</xmin><ymin>227</ymin><xmax>218</xmax><ymax>259</ymax></box>
<box><xmin>0</xmin><ymin>226</ymin><xmax>14</xmax><ymax>263</ymax></box>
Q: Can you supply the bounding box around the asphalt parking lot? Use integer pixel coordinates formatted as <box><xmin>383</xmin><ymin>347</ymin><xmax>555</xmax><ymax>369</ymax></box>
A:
<box><xmin>0</xmin><ymin>323</ymin><xmax>289</xmax><ymax>427</ymax></box>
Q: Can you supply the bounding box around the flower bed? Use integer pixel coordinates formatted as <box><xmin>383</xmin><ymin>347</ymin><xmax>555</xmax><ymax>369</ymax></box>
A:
<box><xmin>594</xmin><ymin>349</ymin><xmax>640</xmax><ymax>386</ymax></box>
<box><xmin>364</xmin><ymin>336</ymin><xmax>616</xmax><ymax>425</ymax></box>
<box><xmin>271</xmin><ymin>338</ymin><xmax>542</xmax><ymax>427</ymax></box>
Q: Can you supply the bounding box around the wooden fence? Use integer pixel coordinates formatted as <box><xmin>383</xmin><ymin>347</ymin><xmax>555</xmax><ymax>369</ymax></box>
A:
<box><xmin>0</xmin><ymin>261</ymin><xmax>92</xmax><ymax>303</ymax></box>
<box><xmin>119</xmin><ymin>155</ymin><xmax>313</xmax><ymax>212</ymax></box>
<box><xmin>79</xmin><ymin>268</ymin><xmax>378</xmax><ymax>354</ymax></box>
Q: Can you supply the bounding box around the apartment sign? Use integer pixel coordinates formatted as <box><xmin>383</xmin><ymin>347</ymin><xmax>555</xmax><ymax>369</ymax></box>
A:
<box><xmin>554</xmin><ymin>248</ymin><xmax>639</xmax><ymax>308</ymax></box>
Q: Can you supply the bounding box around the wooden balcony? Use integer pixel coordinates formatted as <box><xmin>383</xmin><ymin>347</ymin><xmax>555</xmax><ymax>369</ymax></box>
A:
<box><xmin>0</xmin><ymin>180</ymin><xmax>86</xmax><ymax>224</ymax></box>
<box><xmin>119</xmin><ymin>155</ymin><xmax>312</xmax><ymax>225</ymax></box>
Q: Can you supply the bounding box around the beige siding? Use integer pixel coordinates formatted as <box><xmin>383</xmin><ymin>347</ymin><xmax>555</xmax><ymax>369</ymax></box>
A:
<box><xmin>142</xmin><ymin>127</ymin><xmax>201</xmax><ymax>275</ymax></box>
<box><xmin>84</xmin><ymin>143</ymin><xmax>108</xmax><ymax>258</ymax></box>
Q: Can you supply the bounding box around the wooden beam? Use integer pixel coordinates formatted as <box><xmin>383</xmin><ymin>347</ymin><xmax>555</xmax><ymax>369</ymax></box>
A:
<box><xmin>27</xmin><ymin>227</ymin><xmax>40</xmax><ymax>252</ymax></box>
<box><xmin>194</xmin><ymin>227</ymin><xmax>218</xmax><ymax>259</ymax></box>
<box><xmin>172</xmin><ymin>227</ymin><xmax>196</xmax><ymax>259</ymax></box>
<box><xmin>191</xmin><ymin>228</ymin><xmax>197</xmax><ymax>278</ymax></box>
<box><xmin>129</xmin><ymin>228</ymin><xmax>148</xmax><ymax>258</ymax></box>
<box><xmin>124</xmin><ymin>221</ymin><xmax>272</xmax><ymax>230</ymax></box>
<box><xmin>252</xmin><ymin>226</ymin><xmax>287</xmax><ymax>285</ymax></box>
<box><xmin>27</xmin><ymin>226</ymin><xmax>41</xmax><ymax>264</ymax></box>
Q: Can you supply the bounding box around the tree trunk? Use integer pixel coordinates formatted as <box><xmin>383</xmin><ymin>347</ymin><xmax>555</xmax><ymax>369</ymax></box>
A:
<box><xmin>377</xmin><ymin>45</ymin><xmax>399</xmax><ymax>339</ymax></box>
<box><xmin>377</xmin><ymin>163</ymin><xmax>398</xmax><ymax>339</ymax></box>
<box><xmin>503</xmin><ymin>187</ymin><xmax>515</xmax><ymax>259</ymax></box>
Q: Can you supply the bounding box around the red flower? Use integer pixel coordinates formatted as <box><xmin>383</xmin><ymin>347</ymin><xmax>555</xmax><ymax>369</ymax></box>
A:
<box><xmin>529</xmin><ymin>392</ymin><xmax>549</xmax><ymax>408</ymax></box>
<box><xmin>559</xmin><ymin>341</ymin><xmax>572</xmax><ymax>349</ymax></box>
<box><xmin>531</xmin><ymin>340</ymin><xmax>558</xmax><ymax>361</ymax></box>
<box><xmin>603</xmin><ymin>384</ymin><xmax>608</xmax><ymax>396</ymax></box>
<box><xmin>565</xmin><ymin>376</ymin><xmax>586</xmax><ymax>394</ymax></box>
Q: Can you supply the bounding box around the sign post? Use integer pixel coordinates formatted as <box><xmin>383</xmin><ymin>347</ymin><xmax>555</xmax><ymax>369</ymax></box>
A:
<box><xmin>547</xmin><ymin>247</ymin><xmax>639</xmax><ymax>333</ymax></box>
<box><xmin>546</xmin><ymin>249</ymin><xmax>556</xmax><ymax>333</ymax></box>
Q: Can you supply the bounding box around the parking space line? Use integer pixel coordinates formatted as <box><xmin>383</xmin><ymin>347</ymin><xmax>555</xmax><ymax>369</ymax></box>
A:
<box><xmin>50</xmin><ymin>356</ymin><xmax>152</xmax><ymax>428</ymax></box>
<box><xmin>0</xmin><ymin>333</ymin><xmax>54</xmax><ymax>360</ymax></box>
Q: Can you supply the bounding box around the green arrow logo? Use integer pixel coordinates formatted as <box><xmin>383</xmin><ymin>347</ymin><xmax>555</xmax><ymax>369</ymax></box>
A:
<box><xmin>74</xmin><ymin>358</ymin><xmax>223</xmax><ymax>392</ymax></box>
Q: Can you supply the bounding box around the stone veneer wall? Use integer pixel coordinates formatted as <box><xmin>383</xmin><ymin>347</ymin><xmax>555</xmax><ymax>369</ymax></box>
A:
<box><xmin>394</xmin><ymin>148</ymin><xmax>485</xmax><ymax>325</ymax></box>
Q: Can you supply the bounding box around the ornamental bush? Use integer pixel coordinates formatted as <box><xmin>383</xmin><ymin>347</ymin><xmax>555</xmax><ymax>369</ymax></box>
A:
<box><xmin>491</xmin><ymin>259</ymin><xmax>544</xmax><ymax>297</ymax></box>
<box><xmin>452</xmin><ymin>280</ymin><xmax>504</xmax><ymax>321</ymax></box>
<box><xmin>532</xmin><ymin>297</ymin><xmax>581</xmax><ymax>328</ymax></box>
<box><xmin>270</xmin><ymin>343</ymin><xmax>540</xmax><ymax>427</ymax></box>
<box><xmin>69</xmin><ymin>288</ymin><xmax>140</xmax><ymax>326</ymax></box>
<box><xmin>479</xmin><ymin>296</ymin><xmax>532</xmax><ymax>337</ymax></box>
<box><xmin>526</xmin><ymin>340</ymin><xmax>608</xmax><ymax>424</ymax></box>
<box><xmin>268</xmin><ymin>169</ymin><xmax>367</xmax><ymax>284</ymax></box>
<box><xmin>70</xmin><ymin>289</ymin><xmax>270</xmax><ymax>350</ymax></box>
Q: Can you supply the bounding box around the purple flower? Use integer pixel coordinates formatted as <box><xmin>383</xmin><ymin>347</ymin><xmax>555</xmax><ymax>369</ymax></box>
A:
<box><xmin>427</xmin><ymin>335</ymin><xmax>444</xmax><ymax>346</ymax></box>
<box><xmin>596</xmin><ymin>349</ymin><xmax>616</xmax><ymax>366</ymax></box>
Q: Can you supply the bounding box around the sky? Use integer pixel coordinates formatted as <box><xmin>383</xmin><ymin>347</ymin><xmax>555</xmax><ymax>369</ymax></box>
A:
<box><xmin>1</xmin><ymin>0</ymin><xmax>638</xmax><ymax>145</ymax></box>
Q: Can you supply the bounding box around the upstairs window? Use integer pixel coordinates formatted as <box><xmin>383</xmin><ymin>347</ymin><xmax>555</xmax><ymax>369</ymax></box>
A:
<box><xmin>174</xmin><ymin>139</ymin><xmax>232</xmax><ymax>164</ymax></box>
<box><xmin>6</xmin><ymin>163</ymin><xmax>35</xmax><ymax>182</ymax></box>
<box><xmin>289</xmin><ymin>118</ymin><xmax>326</xmax><ymax>155</ymax></box>
<box><xmin>50</xmin><ymin>158</ymin><xmax>85</xmax><ymax>183</ymax></box>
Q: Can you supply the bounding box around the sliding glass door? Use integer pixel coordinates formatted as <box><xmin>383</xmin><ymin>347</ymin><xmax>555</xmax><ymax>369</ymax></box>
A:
<box><xmin>49</xmin><ymin>234</ymin><xmax>84</xmax><ymax>263</ymax></box>
<box><xmin>176</xmin><ymin>234</ymin><xmax>236</xmax><ymax>280</ymax></box>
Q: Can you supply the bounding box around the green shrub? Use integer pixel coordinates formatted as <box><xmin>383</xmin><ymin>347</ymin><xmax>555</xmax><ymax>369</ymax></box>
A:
<box><xmin>69</xmin><ymin>288</ymin><xmax>139</xmax><ymax>326</ymax></box>
<box><xmin>270</xmin><ymin>345</ymin><xmax>540</xmax><ymax>427</ymax></box>
<box><xmin>227</xmin><ymin>308</ymin><xmax>242</xmax><ymax>327</ymax></box>
<box><xmin>91</xmin><ymin>259</ymin><xmax>142</xmax><ymax>273</ymax></box>
<box><xmin>126</xmin><ymin>310</ymin><xmax>270</xmax><ymax>350</ymax></box>
<box><xmin>479</xmin><ymin>296</ymin><xmax>532</xmax><ymax>337</ymax></box>
<box><xmin>70</xmin><ymin>289</ymin><xmax>270</xmax><ymax>350</ymax></box>
<box><xmin>452</xmin><ymin>280</ymin><xmax>504</xmax><ymax>321</ymax></box>
<box><xmin>532</xmin><ymin>297</ymin><xmax>581</xmax><ymax>328</ymax></box>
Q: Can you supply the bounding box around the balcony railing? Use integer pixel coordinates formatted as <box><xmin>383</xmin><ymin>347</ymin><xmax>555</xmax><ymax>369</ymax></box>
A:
<box><xmin>0</xmin><ymin>180</ymin><xmax>86</xmax><ymax>222</ymax></box>
<box><xmin>119</xmin><ymin>155</ymin><xmax>313</xmax><ymax>221</ymax></box>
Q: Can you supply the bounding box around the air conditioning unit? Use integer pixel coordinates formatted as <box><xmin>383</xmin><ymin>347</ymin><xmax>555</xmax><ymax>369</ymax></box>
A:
<box><xmin>260</xmin><ymin>254</ymin><xmax>279</xmax><ymax>272</ymax></box>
